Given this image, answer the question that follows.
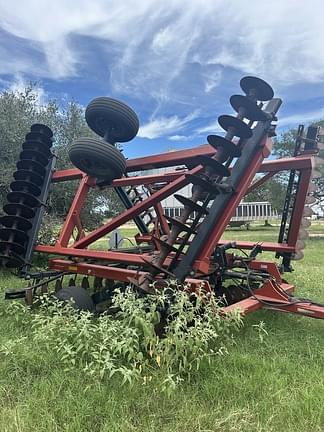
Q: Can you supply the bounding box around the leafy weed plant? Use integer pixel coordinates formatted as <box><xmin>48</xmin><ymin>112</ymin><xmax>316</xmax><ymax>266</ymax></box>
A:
<box><xmin>0</xmin><ymin>282</ymin><xmax>242</xmax><ymax>394</ymax></box>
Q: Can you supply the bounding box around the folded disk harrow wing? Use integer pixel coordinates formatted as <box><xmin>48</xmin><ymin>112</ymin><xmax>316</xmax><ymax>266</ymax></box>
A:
<box><xmin>2</xmin><ymin>76</ymin><xmax>324</xmax><ymax>320</ymax></box>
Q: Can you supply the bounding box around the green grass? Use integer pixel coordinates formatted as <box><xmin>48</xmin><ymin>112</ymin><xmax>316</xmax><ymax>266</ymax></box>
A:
<box><xmin>89</xmin><ymin>221</ymin><xmax>324</xmax><ymax>250</ymax></box>
<box><xmin>1</xmin><ymin>225</ymin><xmax>324</xmax><ymax>431</ymax></box>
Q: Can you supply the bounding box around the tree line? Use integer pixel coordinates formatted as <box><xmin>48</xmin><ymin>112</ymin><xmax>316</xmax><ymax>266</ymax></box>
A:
<box><xmin>245</xmin><ymin>128</ymin><xmax>324</xmax><ymax>214</ymax></box>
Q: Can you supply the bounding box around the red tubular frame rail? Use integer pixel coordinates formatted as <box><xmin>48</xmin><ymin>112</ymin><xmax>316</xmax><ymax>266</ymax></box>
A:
<box><xmin>29</xmin><ymin>134</ymin><xmax>324</xmax><ymax>320</ymax></box>
<box><xmin>41</xmin><ymin>145</ymin><xmax>314</xmax><ymax>256</ymax></box>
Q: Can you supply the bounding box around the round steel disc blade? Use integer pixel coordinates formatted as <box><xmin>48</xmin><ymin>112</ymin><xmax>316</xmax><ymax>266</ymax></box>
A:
<box><xmin>13</xmin><ymin>169</ymin><xmax>44</xmax><ymax>186</ymax></box>
<box><xmin>301</xmin><ymin>218</ymin><xmax>311</xmax><ymax>228</ymax></box>
<box><xmin>174</xmin><ymin>194</ymin><xmax>209</xmax><ymax>214</ymax></box>
<box><xmin>22</xmin><ymin>141</ymin><xmax>51</xmax><ymax>157</ymax></box>
<box><xmin>195</xmin><ymin>155</ymin><xmax>231</xmax><ymax>177</ymax></box>
<box><xmin>315</xmin><ymin>156</ymin><xmax>324</xmax><ymax>167</ymax></box>
<box><xmin>0</xmin><ymin>240</ymin><xmax>25</xmax><ymax>255</ymax></box>
<box><xmin>25</xmin><ymin>131</ymin><xmax>52</xmax><ymax>147</ymax></box>
<box><xmin>20</xmin><ymin>150</ymin><xmax>48</xmax><ymax>166</ymax></box>
<box><xmin>292</xmin><ymin>250</ymin><xmax>304</xmax><ymax>261</ymax></box>
<box><xmin>30</xmin><ymin>123</ymin><xmax>53</xmax><ymax>138</ymax></box>
<box><xmin>303</xmin><ymin>206</ymin><xmax>314</xmax><ymax>217</ymax></box>
<box><xmin>0</xmin><ymin>227</ymin><xmax>29</xmax><ymax>244</ymax></box>
<box><xmin>312</xmin><ymin>169</ymin><xmax>321</xmax><ymax>179</ymax></box>
<box><xmin>298</xmin><ymin>228</ymin><xmax>309</xmax><ymax>240</ymax></box>
<box><xmin>305</xmin><ymin>195</ymin><xmax>316</xmax><ymax>205</ymax></box>
<box><xmin>185</xmin><ymin>174</ymin><xmax>220</xmax><ymax>196</ymax></box>
<box><xmin>1</xmin><ymin>215</ymin><xmax>33</xmax><ymax>231</ymax></box>
<box><xmin>218</xmin><ymin>115</ymin><xmax>253</xmax><ymax>139</ymax></box>
<box><xmin>0</xmin><ymin>254</ymin><xmax>24</xmax><ymax>268</ymax></box>
<box><xmin>3</xmin><ymin>203</ymin><xmax>35</xmax><ymax>219</ymax></box>
<box><xmin>230</xmin><ymin>95</ymin><xmax>268</xmax><ymax>121</ymax></box>
<box><xmin>207</xmin><ymin>135</ymin><xmax>241</xmax><ymax>157</ymax></box>
<box><xmin>17</xmin><ymin>159</ymin><xmax>46</xmax><ymax>177</ymax></box>
<box><xmin>308</xmin><ymin>183</ymin><xmax>317</xmax><ymax>193</ymax></box>
<box><xmin>296</xmin><ymin>239</ymin><xmax>306</xmax><ymax>250</ymax></box>
<box><xmin>10</xmin><ymin>180</ymin><xmax>41</xmax><ymax>197</ymax></box>
<box><xmin>7</xmin><ymin>191</ymin><xmax>40</xmax><ymax>208</ymax></box>
<box><xmin>240</xmin><ymin>76</ymin><xmax>274</xmax><ymax>101</ymax></box>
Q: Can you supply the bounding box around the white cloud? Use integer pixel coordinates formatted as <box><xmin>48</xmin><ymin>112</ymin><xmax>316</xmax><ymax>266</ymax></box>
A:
<box><xmin>279</xmin><ymin>108</ymin><xmax>324</xmax><ymax>128</ymax></box>
<box><xmin>195</xmin><ymin>120</ymin><xmax>224</xmax><ymax>136</ymax></box>
<box><xmin>9</xmin><ymin>74</ymin><xmax>48</xmax><ymax>106</ymax></box>
<box><xmin>203</xmin><ymin>70</ymin><xmax>223</xmax><ymax>93</ymax></box>
<box><xmin>138</xmin><ymin>110</ymin><xmax>199</xmax><ymax>139</ymax></box>
<box><xmin>2</xmin><ymin>0</ymin><xmax>324</xmax><ymax>138</ymax></box>
<box><xmin>2</xmin><ymin>0</ymin><xmax>324</xmax><ymax>86</ymax></box>
<box><xmin>168</xmin><ymin>135</ymin><xmax>192</xmax><ymax>141</ymax></box>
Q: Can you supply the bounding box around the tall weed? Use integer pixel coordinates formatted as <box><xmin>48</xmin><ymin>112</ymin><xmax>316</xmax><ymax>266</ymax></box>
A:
<box><xmin>0</xmin><ymin>282</ymin><xmax>242</xmax><ymax>393</ymax></box>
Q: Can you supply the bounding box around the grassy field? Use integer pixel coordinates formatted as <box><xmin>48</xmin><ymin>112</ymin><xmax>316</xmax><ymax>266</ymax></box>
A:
<box><xmin>90</xmin><ymin>220</ymin><xmax>324</xmax><ymax>250</ymax></box>
<box><xmin>1</xmin><ymin>224</ymin><xmax>324</xmax><ymax>431</ymax></box>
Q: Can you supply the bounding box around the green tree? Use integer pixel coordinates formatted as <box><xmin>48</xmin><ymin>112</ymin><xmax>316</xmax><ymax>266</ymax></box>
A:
<box><xmin>245</xmin><ymin>123</ymin><xmax>324</xmax><ymax>215</ymax></box>
<box><xmin>273</xmin><ymin>124</ymin><xmax>324</xmax><ymax>214</ymax></box>
<box><xmin>245</xmin><ymin>176</ymin><xmax>286</xmax><ymax>212</ymax></box>
<box><xmin>0</xmin><ymin>84</ymin><xmax>123</xmax><ymax>231</ymax></box>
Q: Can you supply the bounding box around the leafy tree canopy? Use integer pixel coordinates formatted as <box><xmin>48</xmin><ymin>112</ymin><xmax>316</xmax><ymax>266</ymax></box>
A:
<box><xmin>0</xmin><ymin>84</ymin><xmax>122</xmax><ymax>231</ymax></box>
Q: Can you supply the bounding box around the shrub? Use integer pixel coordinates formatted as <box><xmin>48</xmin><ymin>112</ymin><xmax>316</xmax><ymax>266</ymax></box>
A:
<box><xmin>0</xmin><ymin>281</ymin><xmax>242</xmax><ymax>394</ymax></box>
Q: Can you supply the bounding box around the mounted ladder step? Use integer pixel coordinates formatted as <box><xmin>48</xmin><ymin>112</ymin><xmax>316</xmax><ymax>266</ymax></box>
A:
<box><xmin>151</xmin><ymin>236</ymin><xmax>180</xmax><ymax>253</ymax></box>
<box><xmin>142</xmin><ymin>257</ymin><xmax>175</xmax><ymax>277</ymax></box>
<box><xmin>191</xmin><ymin>155</ymin><xmax>231</xmax><ymax>177</ymax></box>
<box><xmin>165</xmin><ymin>216</ymin><xmax>197</xmax><ymax>234</ymax></box>
<box><xmin>185</xmin><ymin>174</ymin><xmax>233</xmax><ymax>195</ymax></box>
<box><xmin>174</xmin><ymin>194</ymin><xmax>209</xmax><ymax>215</ymax></box>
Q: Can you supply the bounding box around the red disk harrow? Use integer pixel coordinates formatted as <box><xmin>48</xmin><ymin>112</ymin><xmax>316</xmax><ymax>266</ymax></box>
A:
<box><xmin>1</xmin><ymin>76</ymin><xmax>324</xmax><ymax>320</ymax></box>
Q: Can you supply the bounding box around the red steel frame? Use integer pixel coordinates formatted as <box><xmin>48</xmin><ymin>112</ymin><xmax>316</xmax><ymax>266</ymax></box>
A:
<box><xmin>32</xmin><ymin>140</ymin><xmax>324</xmax><ymax>319</ymax></box>
<box><xmin>40</xmin><ymin>145</ymin><xmax>314</xmax><ymax>257</ymax></box>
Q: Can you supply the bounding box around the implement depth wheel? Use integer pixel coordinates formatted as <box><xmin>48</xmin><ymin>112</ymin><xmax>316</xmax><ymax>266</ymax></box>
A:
<box><xmin>85</xmin><ymin>97</ymin><xmax>139</xmax><ymax>143</ymax></box>
<box><xmin>55</xmin><ymin>286</ymin><xmax>95</xmax><ymax>312</ymax></box>
<box><xmin>68</xmin><ymin>137</ymin><xmax>126</xmax><ymax>181</ymax></box>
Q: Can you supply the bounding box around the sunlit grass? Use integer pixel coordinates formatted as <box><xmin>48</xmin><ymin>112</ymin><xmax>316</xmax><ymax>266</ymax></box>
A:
<box><xmin>0</xmin><ymin>223</ymin><xmax>324</xmax><ymax>431</ymax></box>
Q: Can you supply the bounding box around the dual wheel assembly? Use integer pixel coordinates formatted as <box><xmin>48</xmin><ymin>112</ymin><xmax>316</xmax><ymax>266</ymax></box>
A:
<box><xmin>69</xmin><ymin>97</ymin><xmax>140</xmax><ymax>181</ymax></box>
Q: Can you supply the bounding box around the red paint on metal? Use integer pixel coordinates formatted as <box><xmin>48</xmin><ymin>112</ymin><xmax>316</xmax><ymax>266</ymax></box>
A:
<box><xmin>51</xmin><ymin>149</ymin><xmax>313</xmax><ymax>184</ymax></box>
<box><xmin>135</xmin><ymin>235</ymin><xmax>296</xmax><ymax>253</ymax></box>
<box><xmin>49</xmin><ymin>259</ymin><xmax>146</xmax><ymax>281</ymax></box>
<box><xmin>286</xmin><ymin>168</ymin><xmax>313</xmax><ymax>246</ymax></box>
<box><xmin>56</xmin><ymin>175</ymin><xmax>91</xmax><ymax>247</ymax></box>
<box><xmin>126</xmin><ymin>145</ymin><xmax>216</xmax><ymax>172</ymax></box>
<box><xmin>35</xmin><ymin>244</ymin><xmax>148</xmax><ymax>265</ymax></box>
<box><xmin>194</xmin><ymin>137</ymin><xmax>273</xmax><ymax>270</ymax></box>
<box><xmin>72</xmin><ymin>165</ymin><xmax>204</xmax><ymax>248</ymax></box>
<box><xmin>222</xmin><ymin>282</ymin><xmax>294</xmax><ymax>315</ymax></box>
<box><xmin>52</xmin><ymin>168</ymin><xmax>83</xmax><ymax>182</ymax></box>
<box><xmin>112</xmin><ymin>172</ymin><xmax>181</xmax><ymax>187</ymax></box>
<box><xmin>249</xmin><ymin>260</ymin><xmax>282</xmax><ymax>281</ymax></box>
<box><xmin>154</xmin><ymin>201</ymin><xmax>170</xmax><ymax>235</ymax></box>
<box><xmin>49</xmin><ymin>259</ymin><xmax>211</xmax><ymax>293</ymax></box>
<box><xmin>246</xmin><ymin>172</ymin><xmax>275</xmax><ymax>194</ymax></box>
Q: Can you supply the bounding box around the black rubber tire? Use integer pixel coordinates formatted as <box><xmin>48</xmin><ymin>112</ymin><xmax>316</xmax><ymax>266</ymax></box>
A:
<box><xmin>85</xmin><ymin>97</ymin><xmax>139</xmax><ymax>143</ymax></box>
<box><xmin>55</xmin><ymin>286</ymin><xmax>95</xmax><ymax>312</ymax></box>
<box><xmin>68</xmin><ymin>137</ymin><xmax>126</xmax><ymax>180</ymax></box>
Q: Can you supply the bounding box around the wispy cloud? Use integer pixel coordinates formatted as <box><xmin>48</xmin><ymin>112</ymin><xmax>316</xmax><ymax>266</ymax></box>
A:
<box><xmin>2</xmin><ymin>0</ymin><xmax>324</xmax><ymax>89</ymax></box>
<box><xmin>168</xmin><ymin>135</ymin><xmax>192</xmax><ymax>142</ymax></box>
<box><xmin>195</xmin><ymin>120</ymin><xmax>224</xmax><ymax>136</ymax></box>
<box><xmin>8</xmin><ymin>74</ymin><xmax>48</xmax><ymax>106</ymax></box>
<box><xmin>279</xmin><ymin>108</ymin><xmax>324</xmax><ymax>127</ymax></box>
<box><xmin>138</xmin><ymin>111</ymin><xmax>199</xmax><ymax>139</ymax></box>
<box><xmin>2</xmin><ymin>0</ymin><xmax>324</xmax><ymax>143</ymax></box>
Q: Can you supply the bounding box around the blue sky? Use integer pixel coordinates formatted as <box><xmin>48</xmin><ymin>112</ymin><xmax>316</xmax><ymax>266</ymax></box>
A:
<box><xmin>1</xmin><ymin>0</ymin><xmax>324</xmax><ymax>158</ymax></box>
